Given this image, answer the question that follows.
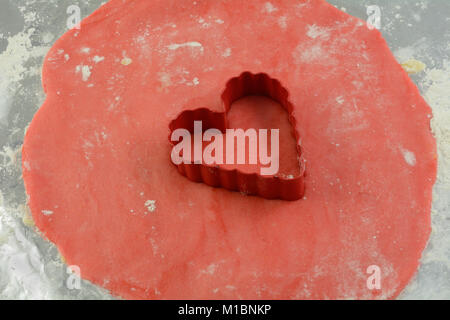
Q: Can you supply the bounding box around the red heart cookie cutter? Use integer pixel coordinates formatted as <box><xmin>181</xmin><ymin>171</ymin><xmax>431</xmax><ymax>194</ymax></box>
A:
<box><xmin>169</xmin><ymin>72</ymin><xmax>306</xmax><ymax>201</ymax></box>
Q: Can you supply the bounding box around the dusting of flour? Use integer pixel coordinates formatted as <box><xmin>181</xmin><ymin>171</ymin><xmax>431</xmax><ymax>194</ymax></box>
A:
<box><xmin>0</xmin><ymin>1</ymin><xmax>449</xmax><ymax>300</ymax></box>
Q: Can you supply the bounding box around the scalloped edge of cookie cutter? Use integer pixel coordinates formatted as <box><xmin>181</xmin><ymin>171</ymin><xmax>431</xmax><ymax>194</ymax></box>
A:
<box><xmin>169</xmin><ymin>72</ymin><xmax>306</xmax><ymax>201</ymax></box>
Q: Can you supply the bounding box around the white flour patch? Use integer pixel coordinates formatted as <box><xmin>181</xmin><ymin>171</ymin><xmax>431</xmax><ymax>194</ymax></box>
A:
<box><xmin>0</xmin><ymin>29</ymin><xmax>49</xmax><ymax>125</ymax></box>
<box><xmin>200</xmin><ymin>263</ymin><xmax>218</xmax><ymax>276</ymax></box>
<box><xmin>92</xmin><ymin>56</ymin><xmax>104</xmax><ymax>63</ymax></box>
<box><xmin>352</xmin><ymin>81</ymin><xmax>364</xmax><ymax>90</ymax></box>
<box><xmin>120</xmin><ymin>57</ymin><xmax>132</xmax><ymax>66</ymax></box>
<box><xmin>336</xmin><ymin>96</ymin><xmax>345</xmax><ymax>104</ymax></box>
<box><xmin>222</xmin><ymin>48</ymin><xmax>232</xmax><ymax>58</ymax></box>
<box><xmin>426</xmin><ymin>61</ymin><xmax>450</xmax><ymax>184</ymax></box>
<box><xmin>278</xmin><ymin>16</ymin><xmax>287</xmax><ymax>29</ymax></box>
<box><xmin>394</xmin><ymin>38</ymin><xmax>429</xmax><ymax>63</ymax></box>
<box><xmin>306</xmin><ymin>24</ymin><xmax>331</xmax><ymax>40</ymax></box>
<box><xmin>0</xmin><ymin>205</ymin><xmax>111</xmax><ymax>299</ymax></box>
<box><xmin>263</xmin><ymin>2</ymin><xmax>278</xmax><ymax>13</ymax></box>
<box><xmin>401</xmin><ymin>148</ymin><xmax>417</xmax><ymax>166</ymax></box>
<box><xmin>75</xmin><ymin>65</ymin><xmax>92</xmax><ymax>82</ymax></box>
<box><xmin>0</xmin><ymin>145</ymin><xmax>21</xmax><ymax>168</ymax></box>
<box><xmin>41</xmin><ymin>32</ymin><xmax>54</xmax><ymax>44</ymax></box>
<box><xmin>41</xmin><ymin>210</ymin><xmax>53</xmax><ymax>216</ymax></box>
<box><xmin>297</xmin><ymin>44</ymin><xmax>326</xmax><ymax>63</ymax></box>
<box><xmin>157</xmin><ymin>72</ymin><xmax>172</xmax><ymax>90</ymax></box>
<box><xmin>145</xmin><ymin>200</ymin><xmax>156</xmax><ymax>213</ymax></box>
<box><xmin>167</xmin><ymin>42</ymin><xmax>203</xmax><ymax>52</ymax></box>
<box><xmin>0</xmin><ymin>75</ymin><xmax>12</xmax><ymax>125</ymax></box>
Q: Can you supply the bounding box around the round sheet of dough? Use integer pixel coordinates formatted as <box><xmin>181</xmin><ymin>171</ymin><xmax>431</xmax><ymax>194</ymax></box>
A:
<box><xmin>22</xmin><ymin>0</ymin><xmax>436</xmax><ymax>299</ymax></box>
